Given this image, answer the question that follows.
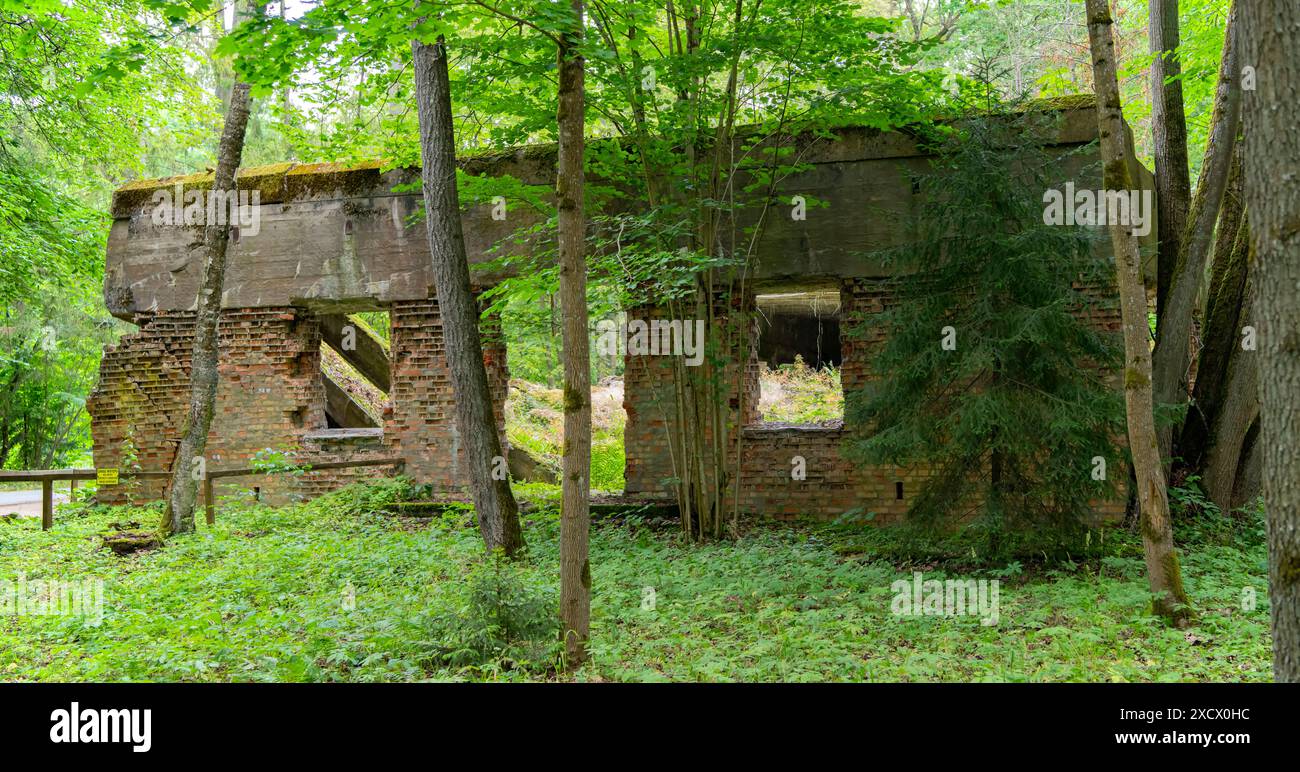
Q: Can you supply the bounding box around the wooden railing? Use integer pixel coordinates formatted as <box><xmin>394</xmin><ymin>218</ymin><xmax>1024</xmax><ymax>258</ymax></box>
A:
<box><xmin>0</xmin><ymin>457</ymin><xmax>405</xmax><ymax>531</ymax></box>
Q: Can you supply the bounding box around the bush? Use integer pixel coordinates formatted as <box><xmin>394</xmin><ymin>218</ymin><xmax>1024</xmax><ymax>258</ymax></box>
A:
<box><xmin>421</xmin><ymin>554</ymin><xmax>559</xmax><ymax>676</ymax></box>
<box><xmin>590</xmin><ymin>425</ymin><xmax>626</xmax><ymax>492</ymax></box>
<box><xmin>759</xmin><ymin>358</ymin><xmax>843</xmax><ymax>424</ymax></box>
<box><xmin>1170</xmin><ymin>475</ymin><xmax>1267</xmax><ymax>548</ymax></box>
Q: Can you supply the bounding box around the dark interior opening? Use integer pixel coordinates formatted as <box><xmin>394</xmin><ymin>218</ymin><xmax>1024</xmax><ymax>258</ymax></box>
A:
<box><xmin>755</xmin><ymin>290</ymin><xmax>842</xmax><ymax>369</ymax></box>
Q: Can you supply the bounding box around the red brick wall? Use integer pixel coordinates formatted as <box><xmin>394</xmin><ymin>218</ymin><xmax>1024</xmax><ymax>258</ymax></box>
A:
<box><xmin>87</xmin><ymin>291</ymin><xmax>508</xmax><ymax>507</ymax></box>
<box><xmin>622</xmin><ymin>291</ymin><xmax>758</xmax><ymax>499</ymax></box>
<box><xmin>88</xmin><ymin>308</ymin><xmax>393</xmax><ymax>506</ymax></box>
<box><xmin>726</xmin><ymin>280</ymin><xmax>929</xmax><ymax>522</ymax></box>
<box><xmin>88</xmin><ymin>311</ymin><xmax>193</xmax><ymax>504</ymax></box>
<box><xmin>88</xmin><ymin>282</ymin><xmax>1121</xmax><ymax>523</ymax></box>
<box><xmin>623</xmin><ymin>278</ymin><xmax>1127</xmax><ymax>522</ymax></box>
<box><xmin>383</xmin><ymin>291</ymin><xmax>509</xmax><ymax>497</ymax></box>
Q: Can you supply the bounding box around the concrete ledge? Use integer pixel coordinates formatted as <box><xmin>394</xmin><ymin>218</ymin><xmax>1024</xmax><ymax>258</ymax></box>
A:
<box><xmin>302</xmin><ymin>428</ymin><xmax>384</xmax><ymax>444</ymax></box>
<box><xmin>743</xmin><ymin>420</ymin><xmax>845</xmax><ymax>436</ymax></box>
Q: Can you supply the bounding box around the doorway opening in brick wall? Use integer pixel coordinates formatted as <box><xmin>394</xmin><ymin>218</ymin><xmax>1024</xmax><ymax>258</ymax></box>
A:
<box><xmin>754</xmin><ymin>288</ymin><xmax>844</xmax><ymax>425</ymax></box>
<box><xmin>316</xmin><ymin>310</ymin><xmax>391</xmax><ymax>430</ymax></box>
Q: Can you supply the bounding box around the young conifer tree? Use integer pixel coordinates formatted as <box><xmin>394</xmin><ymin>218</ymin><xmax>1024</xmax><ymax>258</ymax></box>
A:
<box><xmin>846</xmin><ymin>106</ymin><xmax>1125</xmax><ymax>559</ymax></box>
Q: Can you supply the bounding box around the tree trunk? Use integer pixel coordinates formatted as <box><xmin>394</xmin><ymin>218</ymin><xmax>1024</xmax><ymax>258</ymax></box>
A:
<box><xmin>1232</xmin><ymin>420</ymin><xmax>1262</xmax><ymax>508</ymax></box>
<box><xmin>411</xmin><ymin>35</ymin><xmax>524</xmax><ymax>557</ymax></box>
<box><xmin>1152</xmin><ymin>2</ymin><xmax>1241</xmax><ymax>465</ymax></box>
<box><xmin>163</xmin><ymin>54</ymin><xmax>254</xmax><ymax>536</ymax></box>
<box><xmin>1238</xmin><ymin>0</ymin><xmax>1300</xmax><ymax>682</ymax></box>
<box><xmin>1202</xmin><ymin>240</ymin><xmax>1259</xmax><ymax>510</ymax></box>
<box><xmin>1203</xmin><ymin>347</ymin><xmax>1259</xmax><ymax>511</ymax></box>
<box><xmin>556</xmin><ymin>0</ymin><xmax>592</xmax><ymax>668</ymax></box>
<box><xmin>1150</xmin><ymin>0</ymin><xmax>1191</xmax><ymax>321</ymax></box>
<box><xmin>1180</xmin><ymin>155</ymin><xmax>1247</xmax><ymax>470</ymax></box>
<box><xmin>1085</xmin><ymin>0</ymin><xmax>1191</xmax><ymax>626</ymax></box>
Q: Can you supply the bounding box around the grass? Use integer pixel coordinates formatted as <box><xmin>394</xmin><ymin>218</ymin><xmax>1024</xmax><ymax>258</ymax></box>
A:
<box><xmin>505</xmin><ymin>379</ymin><xmax>625</xmax><ymax>491</ymax></box>
<box><xmin>0</xmin><ymin>477</ymin><xmax>1270</xmax><ymax>682</ymax></box>
<box><xmin>758</xmin><ymin>359</ymin><xmax>843</xmax><ymax>424</ymax></box>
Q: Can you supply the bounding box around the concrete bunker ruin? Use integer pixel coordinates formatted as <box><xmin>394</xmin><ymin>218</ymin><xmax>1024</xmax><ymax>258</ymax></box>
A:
<box><xmin>88</xmin><ymin>100</ymin><xmax>1152</xmax><ymax>519</ymax></box>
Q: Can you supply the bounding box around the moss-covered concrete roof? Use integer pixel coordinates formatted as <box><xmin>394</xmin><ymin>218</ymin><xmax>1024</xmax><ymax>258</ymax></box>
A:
<box><xmin>111</xmin><ymin>159</ymin><xmax>391</xmax><ymax>214</ymax></box>
<box><xmin>112</xmin><ymin>96</ymin><xmax>1100</xmax><ymax>217</ymax></box>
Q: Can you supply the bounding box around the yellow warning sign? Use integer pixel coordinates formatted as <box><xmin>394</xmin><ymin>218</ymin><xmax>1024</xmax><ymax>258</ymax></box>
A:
<box><xmin>96</xmin><ymin>468</ymin><xmax>119</xmax><ymax>486</ymax></box>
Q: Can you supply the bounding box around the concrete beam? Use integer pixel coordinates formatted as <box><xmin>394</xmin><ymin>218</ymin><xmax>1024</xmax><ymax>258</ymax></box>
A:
<box><xmin>322</xmin><ymin>372</ymin><xmax>380</xmax><ymax>429</ymax></box>
<box><xmin>319</xmin><ymin>313</ymin><xmax>391</xmax><ymax>392</ymax></box>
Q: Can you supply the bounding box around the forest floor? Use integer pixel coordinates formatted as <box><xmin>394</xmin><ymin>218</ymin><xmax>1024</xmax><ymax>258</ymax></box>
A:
<box><xmin>0</xmin><ymin>476</ymin><xmax>1270</xmax><ymax>682</ymax></box>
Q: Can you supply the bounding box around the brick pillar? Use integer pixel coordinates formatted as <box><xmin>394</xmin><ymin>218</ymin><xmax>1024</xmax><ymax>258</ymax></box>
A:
<box><xmin>384</xmin><ymin>288</ymin><xmax>508</xmax><ymax>496</ymax></box>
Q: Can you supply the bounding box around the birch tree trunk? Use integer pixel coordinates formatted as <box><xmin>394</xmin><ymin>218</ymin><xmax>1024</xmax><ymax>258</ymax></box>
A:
<box><xmin>1238</xmin><ymin>0</ymin><xmax>1300</xmax><ymax>682</ymax></box>
<box><xmin>412</xmin><ymin>35</ymin><xmax>524</xmax><ymax>557</ymax></box>
<box><xmin>163</xmin><ymin>30</ymin><xmax>254</xmax><ymax>536</ymax></box>
<box><xmin>556</xmin><ymin>0</ymin><xmax>592</xmax><ymax>667</ymax></box>
<box><xmin>1085</xmin><ymin>0</ymin><xmax>1191</xmax><ymax>626</ymax></box>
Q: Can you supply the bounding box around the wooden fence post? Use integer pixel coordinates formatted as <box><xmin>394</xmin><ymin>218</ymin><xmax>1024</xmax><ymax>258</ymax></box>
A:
<box><xmin>204</xmin><ymin>478</ymin><xmax>215</xmax><ymax>525</ymax></box>
<box><xmin>41</xmin><ymin>478</ymin><xmax>53</xmax><ymax>531</ymax></box>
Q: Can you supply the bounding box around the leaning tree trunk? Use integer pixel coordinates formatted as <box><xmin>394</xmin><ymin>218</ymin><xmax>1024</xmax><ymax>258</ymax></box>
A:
<box><xmin>1238</xmin><ymin>0</ymin><xmax>1300</xmax><ymax>683</ymax></box>
<box><xmin>556</xmin><ymin>0</ymin><xmax>592</xmax><ymax>668</ymax></box>
<box><xmin>162</xmin><ymin>75</ymin><xmax>253</xmax><ymax>536</ymax></box>
<box><xmin>1202</xmin><ymin>270</ymin><xmax>1259</xmax><ymax>512</ymax></box>
<box><xmin>1150</xmin><ymin>0</ymin><xmax>1191</xmax><ymax>321</ymax></box>
<box><xmin>1085</xmin><ymin>0</ymin><xmax>1191</xmax><ymax>626</ymax></box>
<box><xmin>1179</xmin><ymin>153</ymin><xmax>1246</xmax><ymax>470</ymax></box>
<box><xmin>412</xmin><ymin>35</ymin><xmax>524</xmax><ymax>557</ymax></box>
<box><xmin>1152</xmin><ymin>3</ymin><xmax>1241</xmax><ymax>466</ymax></box>
<box><xmin>1195</xmin><ymin>202</ymin><xmax>1260</xmax><ymax>511</ymax></box>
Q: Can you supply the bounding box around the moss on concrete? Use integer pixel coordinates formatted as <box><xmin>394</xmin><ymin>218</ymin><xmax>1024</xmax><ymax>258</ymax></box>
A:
<box><xmin>110</xmin><ymin>97</ymin><xmax>1105</xmax><ymax>218</ymax></box>
<box><xmin>110</xmin><ymin>159</ymin><xmax>392</xmax><ymax>217</ymax></box>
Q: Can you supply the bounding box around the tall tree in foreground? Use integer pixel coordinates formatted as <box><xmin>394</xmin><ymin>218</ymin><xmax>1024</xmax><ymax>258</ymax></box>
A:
<box><xmin>1084</xmin><ymin>0</ymin><xmax>1191</xmax><ymax>626</ymax></box>
<box><xmin>163</xmin><ymin>7</ymin><xmax>256</xmax><ymax>536</ymax></box>
<box><xmin>555</xmin><ymin>0</ymin><xmax>591</xmax><ymax>667</ymax></box>
<box><xmin>411</xmin><ymin>31</ymin><xmax>524</xmax><ymax>557</ymax></box>
<box><xmin>1238</xmin><ymin>0</ymin><xmax>1300</xmax><ymax>682</ymax></box>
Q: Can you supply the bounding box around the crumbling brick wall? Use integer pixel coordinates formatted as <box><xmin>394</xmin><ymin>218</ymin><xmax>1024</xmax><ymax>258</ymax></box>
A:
<box><xmin>623</xmin><ymin>277</ymin><xmax>1127</xmax><ymax>522</ymax></box>
<box><xmin>88</xmin><ymin>311</ymin><xmax>193</xmax><ymax>504</ymax></box>
<box><xmin>726</xmin><ymin>279</ymin><xmax>927</xmax><ymax>522</ymax></box>
<box><xmin>89</xmin><ymin>288</ymin><xmax>510</xmax><ymax>509</ymax></box>
<box><xmin>89</xmin><ymin>307</ymin><xmax>403</xmax><ymax>506</ymax></box>
<box><xmin>90</xmin><ymin>308</ymin><xmax>327</xmax><ymax>505</ymax></box>
<box><xmin>382</xmin><ymin>290</ymin><xmax>509</xmax><ymax>496</ymax></box>
<box><xmin>622</xmin><ymin>290</ymin><xmax>759</xmax><ymax>500</ymax></box>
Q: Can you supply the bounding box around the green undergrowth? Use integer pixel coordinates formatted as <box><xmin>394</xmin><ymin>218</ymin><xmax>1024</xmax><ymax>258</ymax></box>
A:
<box><xmin>0</xmin><ymin>478</ymin><xmax>1270</xmax><ymax>682</ymax></box>
<box><xmin>757</xmin><ymin>359</ymin><xmax>844</xmax><ymax>424</ymax></box>
<box><xmin>505</xmin><ymin>380</ymin><xmax>625</xmax><ymax>492</ymax></box>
